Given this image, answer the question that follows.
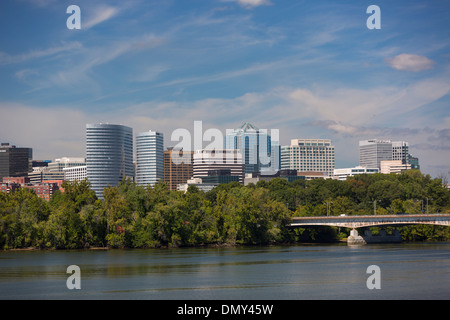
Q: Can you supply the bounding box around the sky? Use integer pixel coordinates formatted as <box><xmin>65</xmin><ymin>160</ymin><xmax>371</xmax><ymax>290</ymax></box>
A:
<box><xmin>0</xmin><ymin>0</ymin><xmax>449</xmax><ymax>178</ymax></box>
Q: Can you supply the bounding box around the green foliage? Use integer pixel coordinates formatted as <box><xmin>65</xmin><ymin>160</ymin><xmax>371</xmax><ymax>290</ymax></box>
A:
<box><xmin>1</xmin><ymin>170</ymin><xmax>449</xmax><ymax>249</ymax></box>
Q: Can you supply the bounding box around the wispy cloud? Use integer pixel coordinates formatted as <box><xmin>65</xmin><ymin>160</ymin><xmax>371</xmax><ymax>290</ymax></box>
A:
<box><xmin>129</xmin><ymin>65</ymin><xmax>169</xmax><ymax>83</ymax></box>
<box><xmin>83</xmin><ymin>5</ymin><xmax>120</xmax><ymax>29</ymax></box>
<box><xmin>0</xmin><ymin>42</ymin><xmax>82</xmax><ymax>65</ymax></box>
<box><xmin>222</xmin><ymin>0</ymin><xmax>273</xmax><ymax>9</ymax></box>
<box><xmin>308</xmin><ymin>120</ymin><xmax>422</xmax><ymax>138</ymax></box>
<box><xmin>18</xmin><ymin>0</ymin><xmax>58</xmax><ymax>7</ymax></box>
<box><xmin>14</xmin><ymin>34</ymin><xmax>164</xmax><ymax>92</ymax></box>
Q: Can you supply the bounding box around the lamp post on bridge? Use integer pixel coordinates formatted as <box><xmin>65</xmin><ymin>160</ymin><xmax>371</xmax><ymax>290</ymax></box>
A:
<box><xmin>426</xmin><ymin>198</ymin><xmax>433</xmax><ymax>214</ymax></box>
<box><xmin>373</xmin><ymin>200</ymin><xmax>380</xmax><ymax>215</ymax></box>
<box><xmin>325</xmin><ymin>200</ymin><xmax>333</xmax><ymax>216</ymax></box>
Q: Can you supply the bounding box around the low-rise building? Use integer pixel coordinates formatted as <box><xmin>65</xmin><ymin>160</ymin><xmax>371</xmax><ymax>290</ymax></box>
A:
<box><xmin>21</xmin><ymin>182</ymin><xmax>60</xmax><ymax>201</ymax></box>
<box><xmin>380</xmin><ymin>160</ymin><xmax>411</xmax><ymax>174</ymax></box>
<box><xmin>333</xmin><ymin>166</ymin><xmax>379</xmax><ymax>181</ymax></box>
<box><xmin>1</xmin><ymin>176</ymin><xmax>60</xmax><ymax>200</ymax></box>
<box><xmin>244</xmin><ymin>170</ymin><xmax>304</xmax><ymax>185</ymax></box>
<box><xmin>177</xmin><ymin>178</ymin><xmax>218</xmax><ymax>193</ymax></box>
<box><xmin>64</xmin><ymin>165</ymin><xmax>87</xmax><ymax>181</ymax></box>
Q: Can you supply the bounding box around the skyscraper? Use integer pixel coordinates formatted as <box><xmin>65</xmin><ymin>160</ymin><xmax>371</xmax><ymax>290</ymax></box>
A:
<box><xmin>359</xmin><ymin>139</ymin><xmax>392</xmax><ymax>169</ymax></box>
<box><xmin>193</xmin><ymin>149</ymin><xmax>244</xmax><ymax>183</ymax></box>
<box><xmin>86</xmin><ymin>123</ymin><xmax>134</xmax><ymax>198</ymax></box>
<box><xmin>0</xmin><ymin>143</ymin><xmax>32</xmax><ymax>179</ymax></box>
<box><xmin>359</xmin><ymin>139</ymin><xmax>419</xmax><ymax>170</ymax></box>
<box><xmin>280</xmin><ymin>139</ymin><xmax>335</xmax><ymax>176</ymax></box>
<box><xmin>224</xmin><ymin>123</ymin><xmax>279</xmax><ymax>174</ymax></box>
<box><xmin>136</xmin><ymin>130</ymin><xmax>164</xmax><ymax>187</ymax></box>
<box><xmin>163</xmin><ymin>147</ymin><xmax>194</xmax><ymax>191</ymax></box>
<box><xmin>392</xmin><ymin>141</ymin><xmax>409</xmax><ymax>164</ymax></box>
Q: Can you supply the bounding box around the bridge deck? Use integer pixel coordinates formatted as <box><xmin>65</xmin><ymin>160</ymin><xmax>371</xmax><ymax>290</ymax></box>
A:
<box><xmin>290</xmin><ymin>214</ymin><xmax>450</xmax><ymax>228</ymax></box>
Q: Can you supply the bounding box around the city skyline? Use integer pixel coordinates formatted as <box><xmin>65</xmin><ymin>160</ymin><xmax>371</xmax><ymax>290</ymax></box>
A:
<box><xmin>0</xmin><ymin>0</ymin><xmax>449</xmax><ymax>178</ymax></box>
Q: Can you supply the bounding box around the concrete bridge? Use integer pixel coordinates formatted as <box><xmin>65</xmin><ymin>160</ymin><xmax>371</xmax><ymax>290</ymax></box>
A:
<box><xmin>289</xmin><ymin>214</ymin><xmax>450</xmax><ymax>245</ymax></box>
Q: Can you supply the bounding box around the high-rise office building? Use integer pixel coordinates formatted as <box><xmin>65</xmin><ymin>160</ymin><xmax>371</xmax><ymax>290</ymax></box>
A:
<box><xmin>193</xmin><ymin>149</ymin><xmax>244</xmax><ymax>183</ymax></box>
<box><xmin>0</xmin><ymin>143</ymin><xmax>32</xmax><ymax>179</ymax></box>
<box><xmin>281</xmin><ymin>139</ymin><xmax>335</xmax><ymax>176</ymax></box>
<box><xmin>392</xmin><ymin>141</ymin><xmax>409</xmax><ymax>164</ymax></box>
<box><xmin>359</xmin><ymin>139</ymin><xmax>393</xmax><ymax>169</ymax></box>
<box><xmin>163</xmin><ymin>147</ymin><xmax>194</xmax><ymax>191</ymax></box>
<box><xmin>224</xmin><ymin>123</ymin><xmax>279</xmax><ymax>174</ymax></box>
<box><xmin>136</xmin><ymin>130</ymin><xmax>164</xmax><ymax>187</ymax></box>
<box><xmin>359</xmin><ymin>139</ymin><xmax>419</xmax><ymax>171</ymax></box>
<box><xmin>86</xmin><ymin>123</ymin><xmax>134</xmax><ymax>198</ymax></box>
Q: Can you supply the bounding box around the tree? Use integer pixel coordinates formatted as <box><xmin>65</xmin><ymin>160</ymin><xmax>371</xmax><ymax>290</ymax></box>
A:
<box><xmin>332</xmin><ymin>196</ymin><xmax>354</xmax><ymax>216</ymax></box>
<box><xmin>103</xmin><ymin>186</ymin><xmax>132</xmax><ymax>248</ymax></box>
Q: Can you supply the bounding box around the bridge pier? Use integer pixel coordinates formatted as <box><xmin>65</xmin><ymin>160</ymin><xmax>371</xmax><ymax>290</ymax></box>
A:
<box><xmin>347</xmin><ymin>229</ymin><xmax>366</xmax><ymax>245</ymax></box>
<box><xmin>347</xmin><ymin>228</ymin><xmax>402</xmax><ymax>245</ymax></box>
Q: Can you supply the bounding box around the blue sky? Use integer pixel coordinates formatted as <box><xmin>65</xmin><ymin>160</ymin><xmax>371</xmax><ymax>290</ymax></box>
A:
<box><xmin>0</xmin><ymin>0</ymin><xmax>449</xmax><ymax>178</ymax></box>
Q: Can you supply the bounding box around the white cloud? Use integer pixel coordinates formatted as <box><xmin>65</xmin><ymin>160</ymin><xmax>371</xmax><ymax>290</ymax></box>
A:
<box><xmin>0</xmin><ymin>103</ymin><xmax>88</xmax><ymax>160</ymax></box>
<box><xmin>386</xmin><ymin>54</ymin><xmax>435</xmax><ymax>72</ymax></box>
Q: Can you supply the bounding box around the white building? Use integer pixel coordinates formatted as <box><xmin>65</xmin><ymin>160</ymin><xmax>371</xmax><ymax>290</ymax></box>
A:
<box><xmin>359</xmin><ymin>139</ymin><xmax>418</xmax><ymax>170</ymax></box>
<box><xmin>359</xmin><ymin>139</ymin><xmax>392</xmax><ymax>169</ymax></box>
<box><xmin>333</xmin><ymin>166</ymin><xmax>379</xmax><ymax>181</ymax></box>
<box><xmin>48</xmin><ymin>157</ymin><xmax>86</xmax><ymax>171</ymax></box>
<box><xmin>281</xmin><ymin>139</ymin><xmax>335</xmax><ymax>176</ymax></box>
<box><xmin>380</xmin><ymin>160</ymin><xmax>411</xmax><ymax>174</ymax></box>
<box><xmin>135</xmin><ymin>130</ymin><xmax>164</xmax><ymax>187</ymax></box>
<box><xmin>64</xmin><ymin>165</ymin><xmax>87</xmax><ymax>181</ymax></box>
<box><xmin>177</xmin><ymin>177</ymin><xmax>217</xmax><ymax>193</ymax></box>
<box><xmin>31</xmin><ymin>157</ymin><xmax>86</xmax><ymax>183</ymax></box>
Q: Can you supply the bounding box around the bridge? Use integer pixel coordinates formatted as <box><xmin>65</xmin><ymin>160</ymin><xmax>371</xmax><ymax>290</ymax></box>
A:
<box><xmin>289</xmin><ymin>214</ymin><xmax>450</xmax><ymax>245</ymax></box>
<box><xmin>290</xmin><ymin>214</ymin><xmax>450</xmax><ymax>228</ymax></box>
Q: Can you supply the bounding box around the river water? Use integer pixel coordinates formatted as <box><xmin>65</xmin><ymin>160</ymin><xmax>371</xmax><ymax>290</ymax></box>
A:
<box><xmin>0</xmin><ymin>242</ymin><xmax>449</xmax><ymax>300</ymax></box>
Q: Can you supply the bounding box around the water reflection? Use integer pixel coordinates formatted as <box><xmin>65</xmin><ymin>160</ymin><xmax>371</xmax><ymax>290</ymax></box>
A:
<box><xmin>0</xmin><ymin>243</ymin><xmax>449</xmax><ymax>299</ymax></box>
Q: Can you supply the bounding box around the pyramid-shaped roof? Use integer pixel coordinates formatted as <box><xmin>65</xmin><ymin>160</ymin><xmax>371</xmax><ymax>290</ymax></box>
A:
<box><xmin>238</xmin><ymin>122</ymin><xmax>259</xmax><ymax>132</ymax></box>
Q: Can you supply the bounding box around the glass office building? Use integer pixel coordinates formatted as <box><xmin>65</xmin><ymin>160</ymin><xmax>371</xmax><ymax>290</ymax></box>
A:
<box><xmin>135</xmin><ymin>130</ymin><xmax>164</xmax><ymax>187</ymax></box>
<box><xmin>86</xmin><ymin>123</ymin><xmax>134</xmax><ymax>199</ymax></box>
<box><xmin>163</xmin><ymin>147</ymin><xmax>194</xmax><ymax>191</ymax></box>
<box><xmin>0</xmin><ymin>143</ymin><xmax>32</xmax><ymax>179</ymax></box>
<box><xmin>224</xmin><ymin>123</ymin><xmax>280</xmax><ymax>174</ymax></box>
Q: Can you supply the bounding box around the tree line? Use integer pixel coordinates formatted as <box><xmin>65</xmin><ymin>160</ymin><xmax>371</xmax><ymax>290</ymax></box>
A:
<box><xmin>1</xmin><ymin>169</ymin><xmax>449</xmax><ymax>249</ymax></box>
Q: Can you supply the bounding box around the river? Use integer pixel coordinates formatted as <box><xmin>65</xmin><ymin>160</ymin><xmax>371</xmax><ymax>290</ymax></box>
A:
<box><xmin>0</xmin><ymin>242</ymin><xmax>449</xmax><ymax>300</ymax></box>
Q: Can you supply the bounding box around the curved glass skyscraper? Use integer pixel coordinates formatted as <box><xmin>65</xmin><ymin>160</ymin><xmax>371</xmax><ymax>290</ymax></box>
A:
<box><xmin>135</xmin><ymin>130</ymin><xmax>164</xmax><ymax>187</ymax></box>
<box><xmin>86</xmin><ymin>123</ymin><xmax>134</xmax><ymax>198</ymax></box>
